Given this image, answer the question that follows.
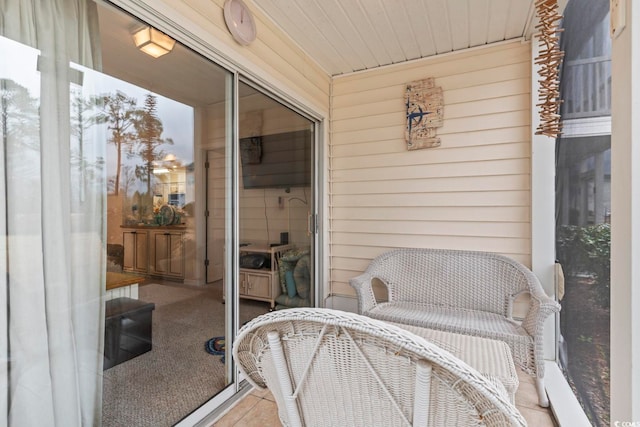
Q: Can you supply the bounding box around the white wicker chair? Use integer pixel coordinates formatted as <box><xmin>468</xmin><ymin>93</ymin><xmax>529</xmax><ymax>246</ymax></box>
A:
<box><xmin>349</xmin><ymin>248</ymin><xmax>561</xmax><ymax>407</ymax></box>
<box><xmin>233</xmin><ymin>307</ymin><xmax>527</xmax><ymax>427</ymax></box>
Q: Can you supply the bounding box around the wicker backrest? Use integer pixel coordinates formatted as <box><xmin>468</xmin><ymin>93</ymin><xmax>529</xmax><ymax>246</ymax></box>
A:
<box><xmin>364</xmin><ymin>248</ymin><xmax>537</xmax><ymax>315</ymax></box>
<box><xmin>233</xmin><ymin>308</ymin><xmax>526</xmax><ymax>427</ymax></box>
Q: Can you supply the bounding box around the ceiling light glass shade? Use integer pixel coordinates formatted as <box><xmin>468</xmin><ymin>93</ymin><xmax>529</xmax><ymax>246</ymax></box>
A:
<box><xmin>133</xmin><ymin>27</ymin><xmax>176</xmax><ymax>58</ymax></box>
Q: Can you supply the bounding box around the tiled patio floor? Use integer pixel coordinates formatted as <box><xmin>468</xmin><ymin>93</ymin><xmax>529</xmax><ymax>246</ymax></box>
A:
<box><xmin>212</xmin><ymin>367</ymin><xmax>556</xmax><ymax>426</ymax></box>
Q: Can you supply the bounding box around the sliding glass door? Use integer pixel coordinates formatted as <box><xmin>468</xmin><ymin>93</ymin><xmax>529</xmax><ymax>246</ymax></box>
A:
<box><xmin>95</xmin><ymin>4</ymin><xmax>237</xmax><ymax>426</ymax></box>
<box><xmin>2</xmin><ymin>1</ymin><xmax>319</xmax><ymax>426</ymax></box>
<box><xmin>233</xmin><ymin>81</ymin><xmax>316</xmax><ymax>327</ymax></box>
<box><xmin>2</xmin><ymin>1</ymin><xmax>237</xmax><ymax>425</ymax></box>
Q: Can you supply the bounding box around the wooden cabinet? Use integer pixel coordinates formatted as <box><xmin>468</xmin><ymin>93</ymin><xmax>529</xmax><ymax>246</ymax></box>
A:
<box><xmin>122</xmin><ymin>227</ymin><xmax>185</xmax><ymax>280</ymax></box>
<box><xmin>123</xmin><ymin>229</ymin><xmax>148</xmax><ymax>273</ymax></box>
<box><xmin>239</xmin><ymin>244</ymin><xmax>292</xmax><ymax>309</ymax></box>
<box><xmin>239</xmin><ymin>271</ymin><xmax>271</xmax><ymax>299</ymax></box>
<box><xmin>149</xmin><ymin>230</ymin><xmax>185</xmax><ymax>279</ymax></box>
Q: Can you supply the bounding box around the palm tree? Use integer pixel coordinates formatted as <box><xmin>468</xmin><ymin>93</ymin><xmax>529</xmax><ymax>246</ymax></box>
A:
<box><xmin>133</xmin><ymin>93</ymin><xmax>173</xmax><ymax>195</ymax></box>
<box><xmin>0</xmin><ymin>78</ymin><xmax>39</xmax><ymax>150</ymax></box>
<box><xmin>70</xmin><ymin>88</ymin><xmax>107</xmax><ymax>201</ymax></box>
<box><xmin>99</xmin><ymin>91</ymin><xmax>138</xmax><ymax>195</ymax></box>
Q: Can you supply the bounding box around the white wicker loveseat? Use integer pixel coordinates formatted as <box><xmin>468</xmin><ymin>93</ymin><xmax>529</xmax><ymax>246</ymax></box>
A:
<box><xmin>349</xmin><ymin>248</ymin><xmax>560</xmax><ymax>407</ymax></box>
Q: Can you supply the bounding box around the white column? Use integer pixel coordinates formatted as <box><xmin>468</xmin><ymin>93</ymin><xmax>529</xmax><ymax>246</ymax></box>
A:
<box><xmin>611</xmin><ymin>0</ymin><xmax>640</xmax><ymax>421</ymax></box>
<box><xmin>530</xmin><ymin>34</ymin><xmax>558</xmax><ymax>361</ymax></box>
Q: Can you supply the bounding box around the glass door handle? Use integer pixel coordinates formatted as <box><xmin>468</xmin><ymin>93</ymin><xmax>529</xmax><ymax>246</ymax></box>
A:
<box><xmin>307</xmin><ymin>214</ymin><xmax>317</xmax><ymax>235</ymax></box>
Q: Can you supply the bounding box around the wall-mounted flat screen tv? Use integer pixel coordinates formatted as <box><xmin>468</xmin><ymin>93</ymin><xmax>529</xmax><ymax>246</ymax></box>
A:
<box><xmin>240</xmin><ymin>129</ymin><xmax>311</xmax><ymax>189</ymax></box>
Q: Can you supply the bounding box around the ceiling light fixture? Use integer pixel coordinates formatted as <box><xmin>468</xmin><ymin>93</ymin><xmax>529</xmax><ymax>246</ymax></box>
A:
<box><xmin>133</xmin><ymin>26</ymin><xmax>176</xmax><ymax>58</ymax></box>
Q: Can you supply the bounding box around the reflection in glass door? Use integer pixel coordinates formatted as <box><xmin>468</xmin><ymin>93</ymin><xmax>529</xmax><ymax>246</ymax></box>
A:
<box><xmin>0</xmin><ymin>2</ymin><xmax>242</xmax><ymax>426</ymax></box>
<box><xmin>0</xmin><ymin>1</ymin><xmax>231</xmax><ymax>425</ymax></box>
<box><xmin>94</xmin><ymin>5</ymin><xmax>236</xmax><ymax>426</ymax></box>
<box><xmin>235</xmin><ymin>81</ymin><xmax>315</xmax><ymax>326</ymax></box>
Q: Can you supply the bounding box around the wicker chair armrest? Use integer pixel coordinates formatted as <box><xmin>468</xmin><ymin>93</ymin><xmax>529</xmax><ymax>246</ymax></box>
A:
<box><xmin>349</xmin><ymin>272</ymin><xmax>379</xmax><ymax>313</ymax></box>
<box><xmin>522</xmin><ymin>292</ymin><xmax>561</xmax><ymax>337</ymax></box>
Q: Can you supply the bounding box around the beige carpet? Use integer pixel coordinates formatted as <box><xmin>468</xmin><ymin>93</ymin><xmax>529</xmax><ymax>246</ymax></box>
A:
<box><xmin>102</xmin><ymin>282</ymin><xmax>270</xmax><ymax>427</ymax></box>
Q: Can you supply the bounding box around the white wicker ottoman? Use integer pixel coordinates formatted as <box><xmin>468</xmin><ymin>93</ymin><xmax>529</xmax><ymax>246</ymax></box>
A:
<box><xmin>392</xmin><ymin>323</ymin><xmax>519</xmax><ymax>403</ymax></box>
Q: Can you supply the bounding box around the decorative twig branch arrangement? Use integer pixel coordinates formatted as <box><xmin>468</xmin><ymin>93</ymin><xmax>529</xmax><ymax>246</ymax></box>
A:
<box><xmin>534</xmin><ymin>0</ymin><xmax>564</xmax><ymax>138</ymax></box>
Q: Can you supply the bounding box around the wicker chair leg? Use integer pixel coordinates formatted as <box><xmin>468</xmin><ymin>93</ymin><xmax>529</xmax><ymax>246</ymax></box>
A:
<box><xmin>267</xmin><ymin>331</ymin><xmax>304</xmax><ymax>427</ymax></box>
<box><xmin>412</xmin><ymin>361</ymin><xmax>432</xmax><ymax>424</ymax></box>
<box><xmin>535</xmin><ymin>377</ymin><xmax>549</xmax><ymax>407</ymax></box>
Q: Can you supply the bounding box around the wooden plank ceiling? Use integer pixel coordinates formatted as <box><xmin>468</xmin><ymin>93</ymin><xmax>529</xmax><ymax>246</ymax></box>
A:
<box><xmin>252</xmin><ymin>0</ymin><xmax>537</xmax><ymax>76</ymax></box>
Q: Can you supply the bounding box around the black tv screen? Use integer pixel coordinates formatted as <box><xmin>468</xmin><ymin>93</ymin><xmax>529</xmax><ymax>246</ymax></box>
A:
<box><xmin>240</xmin><ymin>130</ymin><xmax>311</xmax><ymax>189</ymax></box>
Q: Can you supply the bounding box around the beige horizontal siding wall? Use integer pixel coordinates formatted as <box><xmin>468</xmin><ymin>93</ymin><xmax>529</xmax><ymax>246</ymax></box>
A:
<box><xmin>330</xmin><ymin>40</ymin><xmax>532</xmax><ymax>298</ymax></box>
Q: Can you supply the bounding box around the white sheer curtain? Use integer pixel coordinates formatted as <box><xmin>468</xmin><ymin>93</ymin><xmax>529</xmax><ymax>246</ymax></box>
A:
<box><xmin>0</xmin><ymin>1</ymin><xmax>104</xmax><ymax>426</ymax></box>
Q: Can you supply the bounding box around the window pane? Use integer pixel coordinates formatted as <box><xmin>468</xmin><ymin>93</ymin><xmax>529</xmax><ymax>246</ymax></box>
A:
<box><xmin>556</xmin><ymin>1</ymin><xmax>611</xmax><ymax>425</ymax></box>
<box><xmin>95</xmin><ymin>5</ymin><xmax>235</xmax><ymax>426</ymax></box>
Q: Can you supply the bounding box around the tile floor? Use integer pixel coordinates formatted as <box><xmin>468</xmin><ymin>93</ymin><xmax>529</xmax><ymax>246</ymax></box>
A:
<box><xmin>212</xmin><ymin>367</ymin><xmax>556</xmax><ymax>426</ymax></box>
